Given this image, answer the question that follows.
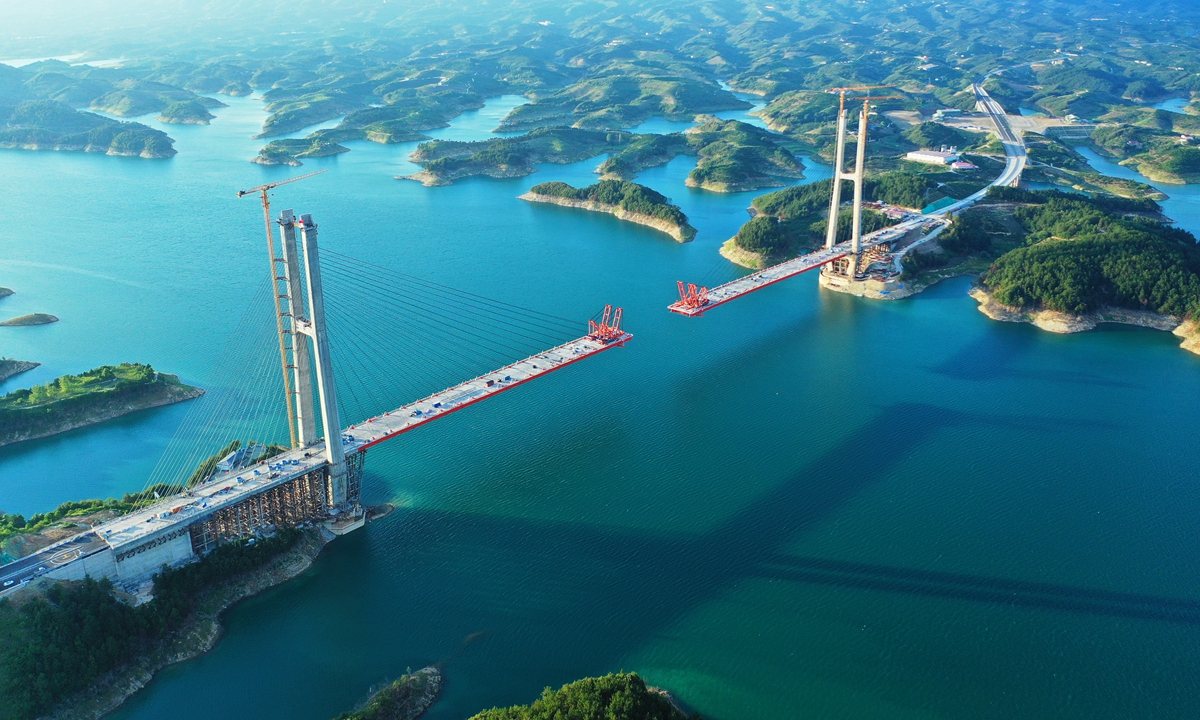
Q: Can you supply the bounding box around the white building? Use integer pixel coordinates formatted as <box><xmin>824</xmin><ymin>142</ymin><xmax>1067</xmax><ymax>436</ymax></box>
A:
<box><xmin>906</xmin><ymin>149</ymin><xmax>960</xmax><ymax>165</ymax></box>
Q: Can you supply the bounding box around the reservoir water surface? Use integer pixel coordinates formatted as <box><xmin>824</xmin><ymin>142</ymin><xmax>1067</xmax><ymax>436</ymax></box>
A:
<box><xmin>1</xmin><ymin>96</ymin><xmax>1199</xmax><ymax>720</ymax></box>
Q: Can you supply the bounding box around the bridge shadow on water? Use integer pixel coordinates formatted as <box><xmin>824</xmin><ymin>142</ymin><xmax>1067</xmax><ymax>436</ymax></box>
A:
<box><xmin>930</xmin><ymin>326</ymin><xmax>1139</xmax><ymax>389</ymax></box>
<box><xmin>368</xmin><ymin>399</ymin><xmax>1200</xmax><ymax>716</ymax></box>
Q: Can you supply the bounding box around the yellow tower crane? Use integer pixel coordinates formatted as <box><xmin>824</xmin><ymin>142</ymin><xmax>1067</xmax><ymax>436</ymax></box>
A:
<box><xmin>238</xmin><ymin>169</ymin><xmax>328</xmax><ymax>449</ymax></box>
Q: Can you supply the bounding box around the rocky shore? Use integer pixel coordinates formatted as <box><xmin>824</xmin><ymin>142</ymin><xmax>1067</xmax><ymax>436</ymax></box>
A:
<box><xmin>0</xmin><ymin>376</ymin><xmax>203</xmax><ymax>447</ymax></box>
<box><xmin>42</xmin><ymin>528</ymin><xmax>335</xmax><ymax>720</ymax></box>
<box><xmin>0</xmin><ymin>313</ymin><xmax>58</xmax><ymax>326</ymax></box>
<box><xmin>402</xmin><ymin>165</ymin><xmax>529</xmax><ymax>186</ymax></box>
<box><xmin>0</xmin><ymin>359</ymin><xmax>39</xmax><ymax>383</ymax></box>
<box><xmin>718</xmin><ymin>237</ymin><xmax>770</xmax><ymax>269</ymax></box>
<box><xmin>969</xmin><ymin>286</ymin><xmax>1200</xmax><ymax>355</ymax></box>
<box><xmin>0</xmin><ymin>141</ymin><xmax>175</xmax><ymax>159</ymax></box>
<box><xmin>520</xmin><ymin>192</ymin><xmax>697</xmax><ymax>242</ymax></box>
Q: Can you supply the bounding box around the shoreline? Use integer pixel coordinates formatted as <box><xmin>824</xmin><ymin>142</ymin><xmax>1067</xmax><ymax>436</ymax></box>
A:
<box><xmin>718</xmin><ymin>237</ymin><xmax>770</xmax><ymax>269</ymax></box>
<box><xmin>0</xmin><ymin>359</ymin><xmax>39</xmax><ymax>384</ymax></box>
<box><xmin>519</xmin><ymin>192</ymin><xmax>696</xmax><ymax>242</ymax></box>
<box><xmin>41</xmin><ymin>528</ymin><xmax>336</xmax><ymax>720</ymax></box>
<box><xmin>0</xmin><ymin>379</ymin><xmax>204</xmax><ymax>447</ymax></box>
<box><xmin>969</xmin><ymin>286</ymin><xmax>1200</xmax><ymax>355</ymax></box>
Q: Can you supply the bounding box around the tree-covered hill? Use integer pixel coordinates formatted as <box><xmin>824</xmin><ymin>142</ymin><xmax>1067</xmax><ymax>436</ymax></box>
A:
<box><xmin>469</xmin><ymin>673</ymin><xmax>696</xmax><ymax>720</ymax></box>
<box><xmin>976</xmin><ymin>188</ymin><xmax>1200</xmax><ymax>318</ymax></box>
<box><xmin>0</xmin><ymin>100</ymin><xmax>175</xmax><ymax>157</ymax></box>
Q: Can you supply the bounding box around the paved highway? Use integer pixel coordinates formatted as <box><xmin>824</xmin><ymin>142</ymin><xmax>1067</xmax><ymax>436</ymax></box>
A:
<box><xmin>0</xmin><ymin>531</ymin><xmax>108</xmax><ymax>591</ymax></box>
<box><xmin>929</xmin><ymin>81</ymin><xmax>1026</xmax><ymax>217</ymax></box>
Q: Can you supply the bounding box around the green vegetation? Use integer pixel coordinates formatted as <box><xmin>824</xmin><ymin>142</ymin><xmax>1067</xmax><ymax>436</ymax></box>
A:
<box><xmin>0</xmin><ymin>313</ymin><xmax>57</xmax><ymax>326</ymax></box>
<box><xmin>157</xmin><ymin>100</ymin><xmax>215</xmax><ymax>124</ymax></box>
<box><xmin>980</xmin><ymin>190</ymin><xmax>1200</xmax><ymax>317</ymax></box>
<box><xmin>185</xmin><ymin>440</ymin><xmax>242</xmax><ymax>487</ymax></box>
<box><xmin>0</xmin><ymin>101</ymin><xmax>175</xmax><ymax>158</ymax></box>
<box><xmin>527</xmin><ymin>180</ymin><xmax>696</xmax><ymax>240</ymax></box>
<box><xmin>596</xmin><ymin>119</ymin><xmax>802</xmax><ymax>190</ymax></box>
<box><xmin>685</xmin><ymin>118</ymin><xmax>803</xmax><ymax>192</ymax></box>
<box><xmin>902</xmin><ymin>122</ymin><xmax>984</xmax><ymax>151</ymax></box>
<box><xmin>0</xmin><ymin>364</ymin><xmax>201</xmax><ymax>446</ymax></box>
<box><xmin>598</xmin><ymin>134</ymin><xmax>692</xmax><ymax>180</ymax></box>
<box><xmin>253</xmin><ymin>89</ymin><xmax>485</xmax><ymax>164</ymax></box>
<box><xmin>1018</xmin><ymin>134</ymin><xmax>1165</xmax><ymax>200</ymax></box>
<box><xmin>2</xmin><ymin>363</ymin><xmax>159</xmax><ymax>411</ymax></box>
<box><xmin>91</xmin><ymin>81</ymin><xmax>225</xmax><ymax>118</ymax></box>
<box><xmin>469</xmin><ymin>673</ymin><xmax>696</xmax><ymax>720</ymax></box>
<box><xmin>405</xmin><ymin>128</ymin><xmax>632</xmax><ymax>185</ymax></box>
<box><xmin>253</xmin><ymin>137</ymin><xmax>349</xmax><ymax>166</ymax></box>
<box><xmin>333</xmin><ymin>667</ymin><xmax>441</xmax><ymax>720</ymax></box>
<box><xmin>498</xmin><ymin>58</ymin><xmax>748</xmax><ymax>132</ymax></box>
<box><xmin>731</xmin><ymin>173</ymin><xmax>940</xmax><ymax>258</ymax></box>
<box><xmin>0</xmin><ymin>530</ymin><xmax>303</xmax><ymax>720</ymax></box>
<box><xmin>0</xmin><ymin>488</ymin><xmax>179</xmax><ymax>547</ymax></box>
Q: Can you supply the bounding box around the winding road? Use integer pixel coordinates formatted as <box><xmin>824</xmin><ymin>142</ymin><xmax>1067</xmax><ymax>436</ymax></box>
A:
<box><xmin>929</xmin><ymin>81</ymin><xmax>1027</xmax><ymax>217</ymax></box>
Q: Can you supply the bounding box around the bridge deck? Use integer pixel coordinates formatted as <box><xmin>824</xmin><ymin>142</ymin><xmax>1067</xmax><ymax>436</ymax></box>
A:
<box><xmin>95</xmin><ymin>331</ymin><xmax>631</xmax><ymax>553</ymax></box>
<box><xmin>668</xmin><ymin>220</ymin><xmax>921</xmax><ymax>317</ymax></box>
<box><xmin>348</xmin><ymin>332</ymin><xmax>631</xmax><ymax>450</ymax></box>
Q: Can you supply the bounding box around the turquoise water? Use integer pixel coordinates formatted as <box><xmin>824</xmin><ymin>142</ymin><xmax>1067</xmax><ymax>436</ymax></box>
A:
<box><xmin>2</xmin><ymin>97</ymin><xmax>1200</xmax><ymax>720</ymax></box>
<box><xmin>1151</xmin><ymin>97</ymin><xmax>1191</xmax><ymax>115</ymax></box>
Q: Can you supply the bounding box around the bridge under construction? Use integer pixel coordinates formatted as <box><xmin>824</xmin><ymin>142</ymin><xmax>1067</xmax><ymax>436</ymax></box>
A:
<box><xmin>3</xmin><ymin>81</ymin><xmax>1026</xmax><ymax>591</ymax></box>
<box><xmin>15</xmin><ymin>199</ymin><xmax>631</xmax><ymax>588</ymax></box>
<box><xmin>671</xmin><ymin>82</ymin><xmax>1025</xmax><ymax>317</ymax></box>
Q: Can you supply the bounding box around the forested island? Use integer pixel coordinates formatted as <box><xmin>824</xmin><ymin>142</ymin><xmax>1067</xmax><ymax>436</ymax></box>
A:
<box><xmin>0</xmin><ymin>100</ymin><xmax>175</xmax><ymax>158</ymax></box>
<box><xmin>401</xmin><ymin>127</ymin><xmax>632</xmax><ymax>185</ymax></box>
<box><xmin>521</xmin><ymin>180</ymin><xmax>697</xmax><ymax>242</ymax></box>
<box><xmin>955</xmin><ymin>188</ymin><xmax>1200</xmax><ymax>351</ymax></box>
<box><xmin>721</xmin><ymin>172</ymin><xmax>933</xmax><ymax>268</ymax></box>
<box><xmin>469</xmin><ymin>673</ymin><xmax>696</xmax><ymax>720</ymax></box>
<box><xmin>157</xmin><ymin>100</ymin><xmax>215</xmax><ymax>124</ymax></box>
<box><xmin>333</xmin><ymin>667</ymin><xmax>442</xmax><ymax>720</ymax></box>
<box><xmin>0</xmin><ymin>363</ymin><xmax>202</xmax><ymax>446</ymax></box>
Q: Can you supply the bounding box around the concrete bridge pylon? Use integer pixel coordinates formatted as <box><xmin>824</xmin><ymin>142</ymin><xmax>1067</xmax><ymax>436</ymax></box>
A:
<box><xmin>824</xmin><ymin>98</ymin><xmax>869</xmax><ymax>278</ymax></box>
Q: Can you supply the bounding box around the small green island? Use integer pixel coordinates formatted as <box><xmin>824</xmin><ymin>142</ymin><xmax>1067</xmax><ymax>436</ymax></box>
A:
<box><xmin>0</xmin><ymin>363</ymin><xmax>203</xmax><ymax>447</ymax></box>
<box><xmin>0</xmin><ymin>313</ymin><xmax>58</xmax><ymax>327</ymax></box>
<box><xmin>401</xmin><ymin>127</ymin><xmax>632</xmax><ymax>185</ymax></box>
<box><xmin>333</xmin><ymin>667</ymin><xmax>442</xmax><ymax>720</ymax></box>
<box><xmin>0</xmin><ymin>100</ymin><xmax>176</xmax><ymax>158</ymax></box>
<box><xmin>469</xmin><ymin>672</ymin><xmax>696</xmax><ymax>720</ymax></box>
<box><xmin>157</xmin><ymin>100</ymin><xmax>216</xmax><ymax>125</ymax></box>
<box><xmin>521</xmin><ymin>180</ymin><xmax>697</xmax><ymax>242</ymax></box>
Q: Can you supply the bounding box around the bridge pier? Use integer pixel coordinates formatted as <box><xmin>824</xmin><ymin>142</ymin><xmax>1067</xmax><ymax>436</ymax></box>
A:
<box><xmin>279</xmin><ymin>210</ymin><xmax>319</xmax><ymax>447</ymax></box>
<box><xmin>824</xmin><ymin>97</ymin><xmax>870</xmax><ymax>280</ymax></box>
<box><xmin>296</xmin><ymin>213</ymin><xmax>350</xmax><ymax>511</ymax></box>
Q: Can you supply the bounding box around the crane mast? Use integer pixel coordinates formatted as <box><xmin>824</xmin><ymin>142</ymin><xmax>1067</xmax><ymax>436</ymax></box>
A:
<box><xmin>237</xmin><ymin>169</ymin><xmax>328</xmax><ymax>449</ymax></box>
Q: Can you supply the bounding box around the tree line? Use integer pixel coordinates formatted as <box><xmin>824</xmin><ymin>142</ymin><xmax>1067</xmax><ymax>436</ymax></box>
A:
<box><xmin>978</xmin><ymin>189</ymin><xmax>1200</xmax><ymax>316</ymax></box>
<box><xmin>530</xmin><ymin>180</ymin><xmax>690</xmax><ymax>227</ymax></box>
<box><xmin>470</xmin><ymin>673</ymin><xmax>698</xmax><ymax>720</ymax></box>
<box><xmin>0</xmin><ymin>529</ymin><xmax>302</xmax><ymax>720</ymax></box>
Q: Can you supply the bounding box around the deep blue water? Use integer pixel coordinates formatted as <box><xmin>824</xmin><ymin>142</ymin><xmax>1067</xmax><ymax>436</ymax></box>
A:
<box><xmin>1</xmin><ymin>96</ymin><xmax>1199</xmax><ymax>720</ymax></box>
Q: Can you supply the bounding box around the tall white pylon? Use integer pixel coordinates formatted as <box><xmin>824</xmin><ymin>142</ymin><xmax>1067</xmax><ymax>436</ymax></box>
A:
<box><xmin>824</xmin><ymin>96</ymin><xmax>871</xmax><ymax>278</ymax></box>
